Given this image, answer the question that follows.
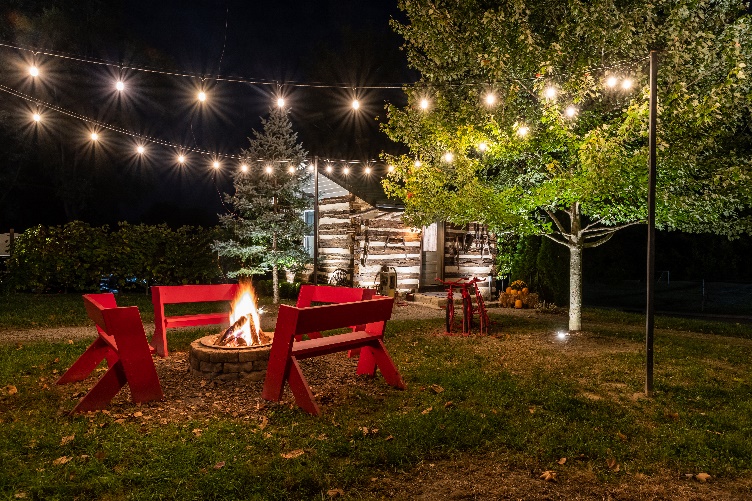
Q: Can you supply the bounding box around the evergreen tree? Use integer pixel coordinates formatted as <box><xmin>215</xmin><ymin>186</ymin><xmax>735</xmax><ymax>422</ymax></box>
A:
<box><xmin>215</xmin><ymin>108</ymin><xmax>310</xmax><ymax>303</ymax></box>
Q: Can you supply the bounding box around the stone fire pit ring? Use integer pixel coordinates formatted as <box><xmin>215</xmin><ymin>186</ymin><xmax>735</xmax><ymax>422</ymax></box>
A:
<box><xmin>189</xmin><ymin>335</ymin><xmax>271</xmax><ymax>381</ymax></box>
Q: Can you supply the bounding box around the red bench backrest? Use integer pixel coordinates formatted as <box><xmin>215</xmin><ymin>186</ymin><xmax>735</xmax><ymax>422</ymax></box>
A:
<box><xmin>295</xmin><ymin>284</ymin><xmax>374</xmax><ymax>308</ymax></box>
<box><xmin>152</xmin><ymin>284</ymin><xmax>238</xmax><ymax>305</ymax></box>
<box><xmin>283</xmin><ymin>295</ymin><xmax>393</xmax><ymax>337</ymax></box>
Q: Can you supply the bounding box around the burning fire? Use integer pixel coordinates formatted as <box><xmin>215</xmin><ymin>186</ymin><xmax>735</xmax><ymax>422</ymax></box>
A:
<box><xmin>215</xmin><ymin>282</ymin><xmax>272</xmax><ymax>347</ymax></box>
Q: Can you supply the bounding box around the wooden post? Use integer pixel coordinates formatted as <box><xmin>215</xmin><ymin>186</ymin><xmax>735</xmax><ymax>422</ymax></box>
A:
<box><xmin>646</xmin><ymin>50</ymin><xmax>658</xmax><ymax>397</ymax></box>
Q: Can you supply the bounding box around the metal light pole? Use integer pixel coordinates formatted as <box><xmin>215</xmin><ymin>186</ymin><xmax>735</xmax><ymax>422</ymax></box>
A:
<box><xmin>313</xmin><ymin>155</ymin><xmax>319</xmax><ymax>285</ymax></box>
<box><xmin>646</xmin><ymin>50</ymin><xmax>658</xmax><ymax>397</ymax></box>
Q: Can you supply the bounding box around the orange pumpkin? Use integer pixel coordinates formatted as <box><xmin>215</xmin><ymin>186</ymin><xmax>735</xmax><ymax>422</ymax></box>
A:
<box><xmin>514</xmin><ymin>299</ymin><xmax>523</xmax><ymax>309</ymax></box>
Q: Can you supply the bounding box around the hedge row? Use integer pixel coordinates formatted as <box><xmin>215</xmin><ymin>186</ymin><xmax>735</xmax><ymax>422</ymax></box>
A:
<box><xmin>5</xmin><ymin>221</ymin><xmax>225</xmax><ymax>292</ymax></box>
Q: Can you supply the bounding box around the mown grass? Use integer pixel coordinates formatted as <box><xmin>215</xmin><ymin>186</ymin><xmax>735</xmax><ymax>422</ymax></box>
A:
<box><xmin>1</xmin><ymin>297</ymin><xmax>751</xmax><ymax>499</ymax></box>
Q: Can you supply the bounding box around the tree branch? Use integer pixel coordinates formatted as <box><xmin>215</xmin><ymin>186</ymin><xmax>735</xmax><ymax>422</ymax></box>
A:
<box><xmin>543</xmin><ymin>232</ymin><xmax>572</xmax><ymax>247</ymax></box>
<box><xmin>544</xmin><ymin>208</ymin><xmax>569</xmax><ymax>240</ymax></box>
<box><xmin>582</xmin><ymin>220</ymin><xmax>643</xmax><ymax>237</ymax></box>
<box><xmin>583</xmin><ymin>232</ymin><xmax>616</xmax><ymax>248</ymax></box>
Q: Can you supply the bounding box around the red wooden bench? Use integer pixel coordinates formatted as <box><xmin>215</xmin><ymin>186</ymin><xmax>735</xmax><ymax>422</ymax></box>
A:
<box><xmin>150</xmin><ymin>284</ymin><xmax>238</xmax><ymax>357</ymax></box>
<box><xmin>294</xmin><ymin>284</ymin><xmax>375</xmax><ymax>345</ymax></box>
<box><xmin>262</xmin><ymin>296</ymin><xmax>405</xmax><ymax>415</ymax></box>
<box><xmin>56</xmin><ymin>294</ymin><xmax>164</xmax><ymax>413</ymax></box>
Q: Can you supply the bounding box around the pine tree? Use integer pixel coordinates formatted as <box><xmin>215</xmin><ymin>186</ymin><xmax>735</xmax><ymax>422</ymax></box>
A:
<box><xmin>215</xmin><ymin>108</ymin><xmax>310</xmax><ymax>303</ymax></box>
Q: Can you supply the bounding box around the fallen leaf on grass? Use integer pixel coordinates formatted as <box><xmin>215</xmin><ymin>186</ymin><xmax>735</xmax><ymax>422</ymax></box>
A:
<box><xmin>617</xmin><ymin>432</ymin><xmax>628</xmax><ymax>442</ymax></box>
<box><xmin>362</xmin><ymin>426</ymin><xmax>370</xmax><ymax>436</ymax></box>
<box><xmin>429</xmin><ymin>384</ymin><xmax>444</xmax><ymax>394</ymax></box>
<box><xmin>557</xmin><ymin>457</ymin><xmax>567</xmax><ymax>465</ymax></box>
<box><xmin>327</xmin><ymin>488</ymin><xmax>344</xmax><ymax>497</ymax></box>
<box><xmin>13</xmin><ymin>492</ymin><xmax>27</xmax><ymax>499</ymax></box>
<box><xmin>60</xmin><ymin>435</ymin><xmax>75</xmax><ymax>446</ymax></box>
<box><xmin>258</xmin><ymin>416</ymin><xmax>268</xmax><ymax>430</ymax></box>
<box><xmin>528</xmin><ymin>407</ymin><xmax>536</xmax><ymax>414</ymax></box>
<box><xmin>444</xmin><ymin>401</ymin><xmax>454</xmax><ymax>408</ymax></box>
<box><xmin>385</xmin><ymin>435</ymin><xmax>394</xmax><ymax>441</ymax></box>
<box><xmin>539</xmin><ymin>471</ymin><xmax>557</xmax><ymax>482</ymax></box>
<box><xmin>52</xmin><ymin>456</ymin><xmax>72</xmax><ymax>466</ymax></box>
<box><xmin>133</xmin><ymin>411</ymin><xmax>143</xmax><ymax>418</ymax></box>
<box><xmin>192</xmin><ymin>428</ymin><xmax>202</xmax><ymax>437</ymax></box>
<box><xmin>4</xmin><ymin>385</ymin><xmax>18</xmax><ymax>396</ymax></box>
<box><xmin>421</xmin><ymin>407</ymin><xmax>433</xmax><ymax>415</ymax></box>
<box><xmin>67</xmin><ymin>340</ymin><xmax>74</xmax><ymax>345</ymax></box>
<box><xmin>606</xmin><ymin>458</ymin><xmax>620</xmax><ymax>472</ymax></box>
<box><xmin>281</xmin><ymin>449</ymin><xmax>305</xmax><ymax>459</ymax></box>
<box><xmin>213</xmin><ymin>461</ymin><xmax>225</xmax><ymax>469</ymax></box>
<box><xmin>695</xmin><ymin>472</ymin><xmax>712</xmax><ymax>483</ymax></box>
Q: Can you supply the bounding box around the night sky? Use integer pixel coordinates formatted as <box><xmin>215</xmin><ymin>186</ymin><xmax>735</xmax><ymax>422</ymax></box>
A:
<box><xmin>0</xmin><ymin>0</ymin><xmax>412</xmax><ymax>229</ymax></box>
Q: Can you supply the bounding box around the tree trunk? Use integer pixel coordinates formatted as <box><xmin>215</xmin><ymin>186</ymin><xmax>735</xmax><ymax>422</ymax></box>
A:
<box><xmin>568</xmin><ymin>242</ymin><xmax>583</xmax><ymax>331</ymax></box>
<box><xmin>272</xmin><ymin>232</ymin><xmax>279</xmax><ymax>304</ymax></box>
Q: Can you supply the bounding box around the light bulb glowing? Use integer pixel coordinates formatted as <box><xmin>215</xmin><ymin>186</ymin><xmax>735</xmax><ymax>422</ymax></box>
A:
<box><xmin>478</xmin><ymin>142</ymin><xmax>488</xmax><ymax>152</ymax></box>
<box><xmin>622</xmin><ymin>78</ymin><xmax>633</xmax><ymax>90</ymax></box>
<box><xmin>343</xmin><ymin>167</ymin><xmax>350</xmax><ymax>175</ymax></box>
<box><xmin>212</xmin><ymin>161</ymin><xmax>220</xmax><ymax>169</ymax></box>
<box><xmin>32</xmin><ymin>113</ymin><xmax>41</xmax><ymax>122</ymax></box>
<box><xmin>116</xmin><ymin>80</ymin><xmax>125</xmax><ymax>91</ymax></box>
<box><xmin>565</xmin><ymin>106</ymin><xmax>577</xmax><ymax>117</ymax></box>
<box><xmin>307</xmin><ymin>164</ymin><xmax>314</xmax><ymax>172</ymax></box>
<box><xmin>326</xmin><ymin>165</ymin><xmax>333</xmax><ymax>173</ymax></box>
<box><xmin>605</xmin><ymin>76</ymin><xmax>618</xmax><ymax>88</ymax></box>
<box><xmin>364</xmin><ymin>166</ymin><xmax>372</xmax><ymax>174</ymax></box>
<box><xmin>265</xmin><ymin>165</ymin><xmax>273</xmax><ymax>174</ymax></box>
<box><xmin>517</xmin><ymin>125</ymin><xmax>529</xmax><ymax>137</ymax></box>
<box><xmin>414</xmin><ymin>160</ymin><xmax>422</xmax><ymax>167</ymax></box>
<box><xmin>288</xmin><ymin>165</ymin><xmax>296</xmax><ymax>174</ymax></box>
<box><xmin>352</xmin><ymin>99</ymin><xmax>360</xmax><ymax>110</ymax></box>
<box><xmin>198</xmin><ymin>91</ymin><xmax>207</xmax><ymax>102</ymax></box>
<box><xmin>419</xmin><ymin>98</ymin><xmax>429</xmax><ymax>110</ymax></box>
<box><xmin>240</xmin><ymin>164</ymin><xmax>248</xmax><ymax>173</ymax></box>
<box><xmin>178</xmin><ymin>155</ymin><xmax>186</xmax><ymax>164</ymax></box>
<box><xmin>388</xmin><ymin>165</ymin><xmax>395</xmax><ymax>172</ymax></box>
<box><xmin>277</xmin><ymin>97</ymin><xmax>285</xmax><ymax>107</ymax></box>
<box><xmin>443</xmin><ymin>152</ymin><xmax>454</xmax><ymax>163</ymax></box>
<box><xmin>544</xmin><ymin>87</ymin><xmax>557</xmax><ymax>99</ymax></box>
<box><xmin>484</xmin><ymin>93</ymin><xmax>497</xmax><ymax>106</ymax></box>
<box><xmin>29</xmin><ymin>66</ymin><xmax>39</xmax><ymax>77</ymax></box>
<box><xmin>90</xmin><ymin>132</ymin><xmax>99</xmax><ymax>141</ymax></box>
<box><xmin>137</xmin><ymin>146</ymin><xmax>145</xmax><ymax>154</ymax></box>
<box><xmin>556</xmin><ymin>331</ymin><xmax>568</xmax><ymax>340</ymax></box>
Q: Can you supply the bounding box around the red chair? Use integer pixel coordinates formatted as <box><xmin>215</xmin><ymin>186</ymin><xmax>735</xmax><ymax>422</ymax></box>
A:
<box><xmin>56</xmin><ymin>294</ymin><xmax>163</xmax><ymax>413</ymax></box>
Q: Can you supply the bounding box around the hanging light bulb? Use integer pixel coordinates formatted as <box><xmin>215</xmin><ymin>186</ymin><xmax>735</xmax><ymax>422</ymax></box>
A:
<box><xmin>544</xmin><ymin>86</ymin><xmax>557</xmax><ymax>99</ymax></box>
<box><xmin>352</xmin><ymin>99</ymin><xmax>360</xmax><ymax>110</ymax></box>
<box><xmin>32</xmin><ymin>113</ymin><xmax>41</xmax><ymax>122</ymax></box>
<box><xmin>178</xmin><ymin>154</ymin><xmax>186</xmax><ymax>164</ymax></box>
<box><xmin>517</xmin><ymin>125</ymin><xmax>529</xmax><ymax>137</ymax></box>
<box><xmin>565</xmin><ymin>106</ymin><xmax>578</xmax><ymax>118</ymax></box>
<box><xmin>198</xmin><ymin>91</ymin><xmax>207</xmax><ymax>102</ymax></box>
<box><xmin>443</xmin><ymin>152</ymin><xmax>454</xmax><ymax>163</ymax></box>
<box><xmin>478</xmin><ymin>142</ymin><xmax>488</xmax><ymax>152</ymax></box>
<box><xmin>420</xmin><ymin>98</ymin><xmax>430</xmax><ymax>110</ymax></box>
<box><xmin>90</xmin><ymin>132</ymin><xmax>99</xmax><ymax>141</ymax></box>
<box><xmin>388</xmin><ymin>165</ymin><xmax>395</xmax><ymax>172</ymax></box>
<box><xmin>277</xmin><ymin>97</ymin><xmax>285</xmax><ymax>108</ymax></box>
<box><xmin>116</xmin><ymin>80</ymin><xmax>125</xmax><ymax>92</ymax></box>
<box><xmin>265</xmin><ymin>165</ymin><xmax>273</xmax><ymax>174</ymax></box>
<box><xmin>621</xmin><ymin>78</ymin><xmax>633</xmax><ymax>90</ymax></box>
<box><xmin>240</xmin><ymin>164</ymin><xmax>249</xmax><ymax>173</ymax></box>
<box><xmin>137</xmin><ymin>145</ymin><xmax>145</xmax><ymax>154</ymax></box>
<box><xmin>307</xmin><ymin>164</ymin><xmax>314</xmax><ymax>172</ymax></box>
<box><xmin>484</xmin><ymin>93</ymin><xmax>497</xmax><ymax>106</ymax></box>
<box><xmin>343</xmin><ymin>166</ymin><xmax>350</xmax><ymax>175</ymax></box>
<box><xmin>414</xmin><ymin>160</ymin><xmax>422</xmax><ymax>167</ymax></box>
<box><xmin>326</xmin><ymin>164</ymin><xmax>333</xmax><ymax>173</ymax></box>
<box><xmin>29</xmin><ymin>66</ymin><xmax>39</xmax><ymax>77</ymax></box>
<box><xmin>288</xmin><ymin>165</ymin><xmax>296</xmax><ymax>174</ymax></box>
<box><xmin>605</xmin><ymin>76</ymin><xmax>618</xmax><ymax>88</ymax></box>
<box><xmin>212</xmin><ymin>161</ymin><xmax>220</xmax><ymax>169</ymax></box>
<box><xmin>364</xmin><ymin>166</ymin><xmax>372</xmax><ymax>175</ymax></box>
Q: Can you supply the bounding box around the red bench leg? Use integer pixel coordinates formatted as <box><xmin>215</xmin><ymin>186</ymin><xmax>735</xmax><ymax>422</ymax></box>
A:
<box><xmin>357</xmin><ymin>340</ymin><xmax>406</xmax><ymax>389</ymax></box>
<box><xmin>72</xmin><ymin>361</ymin><xmax>128</xmax><ymax>413</ymax></box>
<box><xmin>287</xmin><ymin>357</ymin><xmax>320</xmax><ymax>416</ymax></box>
<box><xmin>56</xmin><ymin>337</ymin><xmax>116</xmax><ymax>385</ymax></box>
<box><xmin>150</xmin><ymin>326</ymin><xmax>168</xmax><ymax>358</ymax></box>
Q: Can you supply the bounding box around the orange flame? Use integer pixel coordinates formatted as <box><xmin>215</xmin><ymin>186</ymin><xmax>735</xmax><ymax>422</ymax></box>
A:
<box><xmin>228</xmin><ymin>283</ymin><xmax>264</xmax><ymax>345</ymax></box>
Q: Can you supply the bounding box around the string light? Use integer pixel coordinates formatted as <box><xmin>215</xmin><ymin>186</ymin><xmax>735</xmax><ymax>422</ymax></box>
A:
<box><xmin>137</xmin><ymin>145</ymin><xmax>145</xmax><ymax>154</ymax></box>
<box><xmin>288</xmin><ymin>165</ymin><xmax>295</xmax><ymax>174</ymax></box>
<box><xmin>29</xmin><ymin>65</ymin><xmax>39</xmax><ymax>77</ymax></box>
<box><xmin>326</xmin><ymin>165</ymin><xmax>333</xmax><ymax>173</ymax></box>
<box><xmin>516</xmin><ymin>125</ymin><xmax>529</xmax><ymax>137</ymax></box>
<box><xmin>178</xmin><ymin>154</ymin><xmax>186</xmax><ymax>164</ymax></box>
<box><xmin>352</xmin><ymin>99</ymin><xmax>360</xmax><ymax>110</ymax></box>
<box><xmin>32</xmin><ymin>112</ymin><xmax>41</xmax><ymax>122</ymax></box>
<box><xmin>478</xmin><ymin>142</ymin><xmax>488</xmax><ymax>152</ymax></box>
<box><xmin>419</xmin><ymin>98</ymin><xmax>429</xmax><ymax>110</ymax></box>
<box><xmin>240</xmin><ymin>163</ymin><xmax>248</xmax><ymax>172</ymax></box>
<box><xmin>622</xmin><ymin>78</ymin><xmax>633</xmax><ymax>90</ymax></box>
<box><xmin>307</xmin><ymin>164</ymin><xmax>314</xmax><ymax>172</ymax></box>
<box><xmin>414</xmin><ymin>160</ymin><xmax>422</xmax><ymax>167</ymax></box>
<box><xmin>90</xmin><ymin>132</ymin><xmax>99</xmax><ymax>141</ymax></box>
<box><xmin>212</xmin><ymin>161</ymin><xmax>220</xmax><ymax>169</ymax></box>
<box><xmin>544</xmin><ymin>86</ymin><xmax>557</xmax><ymax>99</ymax></box>
<box><xmin>565</xmin><ymin>106</ymin><xmax>577</xmax><ymax>118</ymax></box>
<box><xmin>116</xmin><ymin>80</ymin><xmax>125</xmax><ymax>92</ymax></box>
<box><xmin>388</xmin><ymin>165</ymin><xmax>395</xmax><ymax>172</ymax></box>
<box><xmin>265</xmin><ymin>165</ymin><xmax>273</xmax><ymax>174</ymax></box>
<box><xmin>484</xmin><ymin>93</ymin><xmax>496</xmax><ymax>106</ymax></box>
<box><xmin>605</xmin><ymin>76</ymin><xmax>618</xmax><ymax>88</ymax></box>
<box><xmin>277</xmin><ymin>97</ymin><xmax>285</xmax><ymax>107</ymax></box>
<box><xmin>442</xmin><ymin>152</ymin><xmax>454</xmax><ymax>163</ymax></box>
<box><xmin>364</xmin><ymin>166</ymin><xmax>372</xmax><ymax>174</ymax></box>
<box><xmin>343</xmin><ymin>166</ymin><xmax>350</xmax><ymax>175</ymax></box>
<box><xmin>198</xmin><ymin>91</ymin><xmax>207</xmax><ymax>102</ymax></box>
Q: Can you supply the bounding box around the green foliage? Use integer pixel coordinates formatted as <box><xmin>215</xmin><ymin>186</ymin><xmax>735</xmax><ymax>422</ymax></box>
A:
<box><xmin>6</xmin><ymin>222</ymin><xmax>223</xmax><ymax>292</ymax></box>
<box><xmin>510</xmin><ymin>236</ymin><xmax>569</xmax><ymax>305</ymax></box>
<box><xmin>215</xmin><ymin>108</ymin><xmax>311</xmax><ymax>302</ymax></box>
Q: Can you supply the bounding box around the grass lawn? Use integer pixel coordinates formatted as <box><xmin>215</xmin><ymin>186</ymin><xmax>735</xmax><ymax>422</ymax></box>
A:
<box><xmin>1</xmin><ymin>294</ymin><xmax>751</xmax><ymax>499</ymax></box>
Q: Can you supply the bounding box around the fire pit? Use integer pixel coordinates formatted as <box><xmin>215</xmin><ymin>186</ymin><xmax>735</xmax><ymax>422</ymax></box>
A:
<box><xmin>189</xmin><ymin>282</ymin><xmax>273</xmax><ymax>381</ymax></box>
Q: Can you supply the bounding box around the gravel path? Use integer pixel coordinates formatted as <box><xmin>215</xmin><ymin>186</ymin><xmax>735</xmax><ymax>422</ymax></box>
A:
<box><xmin>0</xmin><ymin>301</ymin><xmax>454</xmax><ymax>345</ymax></box>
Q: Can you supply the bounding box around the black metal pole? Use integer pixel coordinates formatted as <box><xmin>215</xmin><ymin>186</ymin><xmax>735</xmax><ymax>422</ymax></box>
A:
<box><xmin>313</xmin><ymin>156</ymin><xmax>319</xmax><ymax>285</ymax></box>
<box><xmin>646</xmin><ymin>50</ymin><xmax>658</xmax><ymax>397</ymax></box>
